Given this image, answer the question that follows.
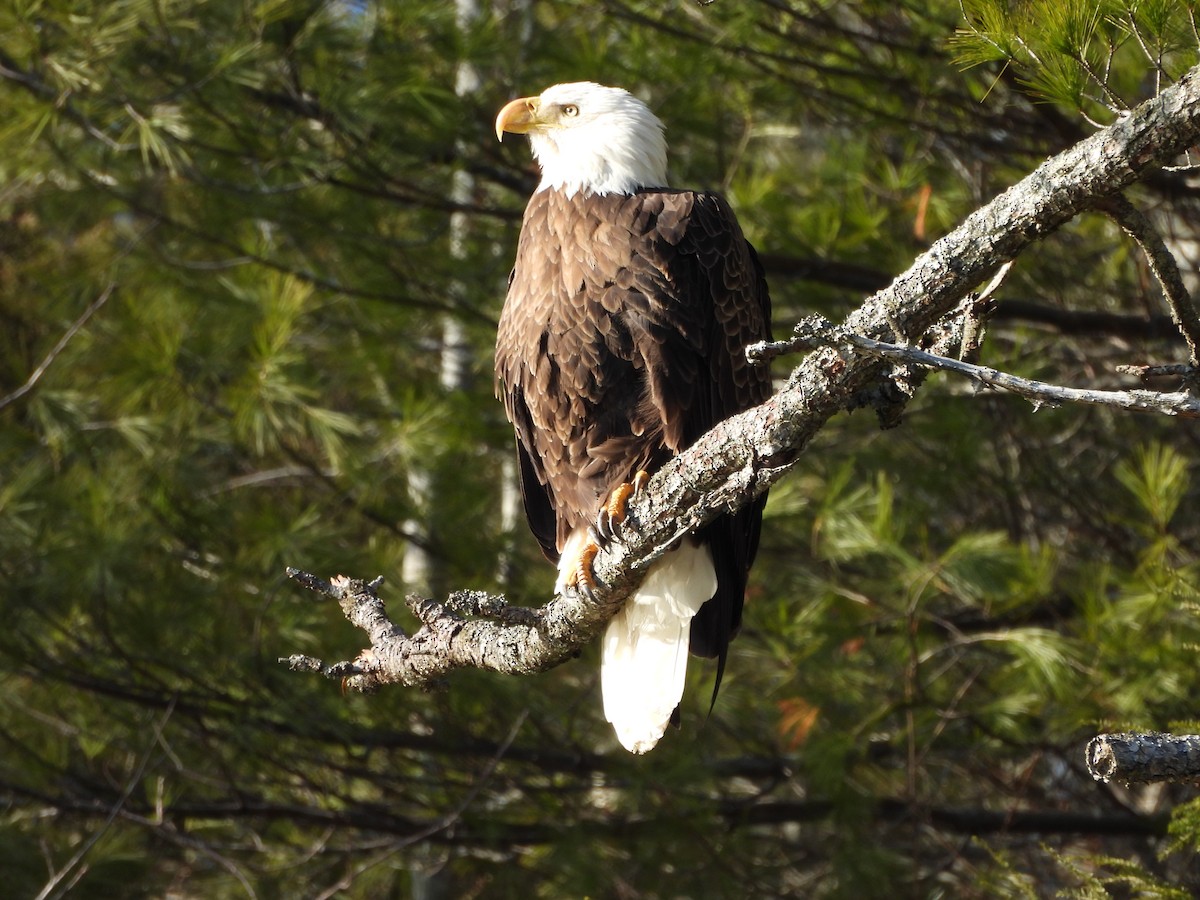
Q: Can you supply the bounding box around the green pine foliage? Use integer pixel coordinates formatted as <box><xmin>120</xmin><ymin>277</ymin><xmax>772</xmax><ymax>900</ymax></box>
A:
<box><xmin>955</xmin><ymin>0</ymin><xmax>1200</xmax><ymax>122</ymax></box>
<box><xmin>1</xmin><ymin>0</ymin><xmax>1200</xmax><ymax>895</ymax></box>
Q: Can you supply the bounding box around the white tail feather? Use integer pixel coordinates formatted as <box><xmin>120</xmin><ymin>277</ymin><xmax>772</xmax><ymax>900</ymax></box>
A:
<box><xmin>599</xmin><ymin>541</ymin><xmax>717</xmax><ymax>753</ymax></box>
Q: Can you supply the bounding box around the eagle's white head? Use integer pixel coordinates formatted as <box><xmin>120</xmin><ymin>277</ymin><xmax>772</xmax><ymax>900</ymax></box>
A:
<box><xmin>495</xmin><ymin>82</ymin><xmax>668</xmax><ymax>198</ymax></box>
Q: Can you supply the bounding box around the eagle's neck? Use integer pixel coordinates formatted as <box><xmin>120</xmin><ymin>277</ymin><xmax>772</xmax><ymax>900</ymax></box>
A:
<box><xmin>529</xmin><ymin>129</ymin><xmax>667</xmax><ymax>199</ymax></box>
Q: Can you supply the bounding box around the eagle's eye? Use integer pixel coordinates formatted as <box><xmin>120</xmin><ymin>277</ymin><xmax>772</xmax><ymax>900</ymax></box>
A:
<box><xmin>561</xmin><ymin>104</ymin><xmax>579</xmax><ymax>118</ymax></box>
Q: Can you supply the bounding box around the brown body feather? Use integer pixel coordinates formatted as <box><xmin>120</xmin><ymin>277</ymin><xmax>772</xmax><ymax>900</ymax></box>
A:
<box><xmin>495</xmin><ymin>186</ymin><xmax>772</xmax><ymax>674</ymax></box>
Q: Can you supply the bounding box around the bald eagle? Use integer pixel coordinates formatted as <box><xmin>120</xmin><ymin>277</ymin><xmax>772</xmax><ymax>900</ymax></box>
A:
<box><xmin>494</xmin><ymin>82</ymin><xmax>772</xmax><ymax>753</ymax></box>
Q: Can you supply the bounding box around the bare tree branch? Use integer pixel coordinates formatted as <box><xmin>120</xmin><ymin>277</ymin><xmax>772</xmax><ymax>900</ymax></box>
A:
<box><xmin>1099</xmin><ymin>194</ymin><xmax>1200</xmax><ymax>382</ymax></box>
<box><xmin>0</xmin><ymin>283</ymin><xmax>115</xmax><ymax>412</ymax></box>
<box><xmin>5</xmin><ymin>776</ymin><xmax>1166</xmax><ymax>843</ymax></box>
<box><xmin>1117</xmin><ymin>362</ymin><xmax>1196</xmax><ymax>379</ymax></box>
<box><xmin>311</xmin><ymin>709</ymin><xmax>528</xmax><ymax>900</ymax></box>
<box><xmin>34</xmin><ymin>697</ymin><xmax>176</xmax><ymax>900</ymax></box>
<box><xmin>284</xmin><ymin>64</ymin><xmax>1200</xmax><ymax>693</ymax></box>
<box><xmin>997</xmin><ymin>299</ymin><xmax>1184</xmax><ymax>341</ymax></box>
<box><xmin>754</xmin><ymin>314</ymin><xmax>1200</xmax><ymax>419</ymax></box>
<box><xmin>1088</xmin><ymin>732</ymin><xmax>1200</xmax><ymax>784</ymax></box>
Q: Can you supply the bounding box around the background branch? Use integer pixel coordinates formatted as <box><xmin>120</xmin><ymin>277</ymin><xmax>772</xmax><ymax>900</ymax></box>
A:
<box><xmin>773</xmin><ymin>314</ymin><xmax>1200</xmax><ymax>419</ymax></box>
<box><xmin>1099</xmin><ymin>194</ymin><xmax>1200</xmax><ymax>382</ymax></box>
<box><xmin>1088</xmin><ymin>732</ymin><xmax>1200</xmax><ymax>784</ymax></box>
<box><xmin>0</xmin><ymin>283</ymin><xmax>114</xmax><ymax>411</ymax></box>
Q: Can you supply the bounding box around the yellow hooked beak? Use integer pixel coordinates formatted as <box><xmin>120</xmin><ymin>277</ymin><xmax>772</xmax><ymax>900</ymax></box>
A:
<box><xmin>495</xmin><ymin>96</ymin><xmax>544</xmax><ymax>141</ymax></box>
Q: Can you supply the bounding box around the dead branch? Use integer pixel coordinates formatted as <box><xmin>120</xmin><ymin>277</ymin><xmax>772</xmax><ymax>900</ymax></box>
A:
<box><xmin>0</xmin><ymin>283</ymin><xmax>115</xmax><ymax>412</ymax></box>
<box><xmin>1087</xmin><ymin>732</ymin><xmax>1200</xmax><ymax>784</ymax></box>
<box><xmin>770</xmin><ymin>314</ymin><xmax>1200</xmax><ymax>419</ymax></box>
<box><xmin>1116</xmin><ymin>362</ymin><xmax>1197</xmax><ymax>379</ymax></box>
<box><xmin>1099</xmin><ymin>194</ymin><xmax>1200</xmax><ymax>384</ymax></box>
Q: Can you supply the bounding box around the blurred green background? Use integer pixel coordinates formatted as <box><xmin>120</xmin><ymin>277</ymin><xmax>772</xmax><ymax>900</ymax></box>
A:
<box><xmin>2</xmin><ymin>0</ymin><xmax>1200</xmax><ymax>896</ymax></box>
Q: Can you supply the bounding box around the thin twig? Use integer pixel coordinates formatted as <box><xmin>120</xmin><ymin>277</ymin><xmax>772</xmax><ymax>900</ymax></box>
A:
<box><xmin>35</xmin><ymin>697</ymin><xmax>177</xmax><ymax>900</ymax></box>
<box><xmin>1073</xmin><ymin>50</ymin><xmax>1129</xmax><ymax>114</ymax></box>
<box><xmin>1116</xmin><ymin>363</ymin><xmax>1195</xmax><ymax>379</ymax></box>
<box><xmin>976</xmin><ymin>260</ymin><xmax>1014</xmax><ymax>304</ymax></box>
<box><xmin>0</xmin><ymin>283</ymin><xmax>115</xmax><ymax>411</ymax></box>
<box><xmin>791</xmin><ymin>315</ymin><xmax>1200</xmax><ymax>418</ymax></box>
<box><xmin>1099</xmin><ymin>195</ymin><xmax>1200</xmax><ymax>381</ymax></box>
<box><xmin>311</xmin><ymin>709</ymin><xmax>529</xmax><ymax>900</ymax></box>
<box><xmin>745</xmin><ymin>335</ymin><xmax>809</xmax><ymax>365</ymax></box>
<box><xmin>960</xmin><ymin>260</ymin><xmax>1013</xmax><ymax>361</ymax></box>
<box><xmin>109</xmin><ymin>807</ymin><xmax>260</xmax><ymax>899</ymax></box>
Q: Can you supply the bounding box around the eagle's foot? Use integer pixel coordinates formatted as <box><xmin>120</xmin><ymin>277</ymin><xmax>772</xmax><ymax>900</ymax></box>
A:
<box><xmin>595</xmin><ymin>470</ymin><xmax>650</xmax><ymax>545</ymax></box>
<box><xmin>564</xmin><ymin>536</ymin><xmax>602</xmax><ymax>601</ymax></box>
<box><xmin>563</xmin><ymin>472</ymin><xmax>650</xmax><ymax>600</ymax></box>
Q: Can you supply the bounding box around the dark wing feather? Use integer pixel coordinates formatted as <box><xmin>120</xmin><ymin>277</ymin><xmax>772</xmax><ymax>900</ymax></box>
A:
<box><xmin>510</xmin><ymin>392</ymin><xmax>559</xmax><ymax>563</ymax></box>
<box><xmin>666</xmin><ymin>194</ymin><xmax>772</xmax><ymax>675</ymax></box>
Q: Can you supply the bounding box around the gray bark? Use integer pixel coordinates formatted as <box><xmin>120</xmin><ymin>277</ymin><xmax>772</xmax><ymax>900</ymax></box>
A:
<box><xmin>1088</xmin><ymin>732</ymin><xmax>1200</xmax><ymax>784</ymax></box>
<box><xmin>752</xmin><ymin>315</ymin><xmax>1200</xmax><ymax>418</ymax></box>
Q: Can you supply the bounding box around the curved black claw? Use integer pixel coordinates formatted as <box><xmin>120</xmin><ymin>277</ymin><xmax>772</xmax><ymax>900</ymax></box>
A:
<box><xmin>594</xmin><ymin>510</ymin><xmax>622</xmax><ymax>546</ymax></box>
<box><xmin>588</xmin><ymin>523</ymin><xmax>607</xmax><ymax>550</ymax></box>
<box><xmin>594</xmin><ymin>475</ymin><xmax>648</xmax><ymax>546</ymax></box>
<box><xmin>574</xmin><ymin>577</ymin><xmax>596</xmax><ymax>603</ymax></box>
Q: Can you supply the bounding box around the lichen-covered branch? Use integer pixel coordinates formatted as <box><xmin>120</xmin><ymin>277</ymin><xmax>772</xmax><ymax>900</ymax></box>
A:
<box><xmin>760</xmin><ymin>314</ymin><xmax>1200</xmax><ymax>419</ymax></box>
<box><xmin>1118</xmin><ymin>362</ymin><xmax>1197</xmax><ymax>379</ymax></box>
<box><xmin>1087</xmin><ymin>732</ymin><xmax>1200</xmax><ymax>784</ymax></box>
<box><xmin>284</xmin><ymin>64</ymin><xmax>1200</xmax><ymax>693</ymax></box>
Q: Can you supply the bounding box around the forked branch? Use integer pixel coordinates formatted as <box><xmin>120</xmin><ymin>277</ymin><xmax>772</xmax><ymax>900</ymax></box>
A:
<box><xmin>1099</xmin><ymin>194</ymin><xmax>1200</xmax><ymax>386</ymax></box>
<box><xmin>756</xmin><ymin>315</ymin><xmax>1200</xmax><ymax>419</ymax></box>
